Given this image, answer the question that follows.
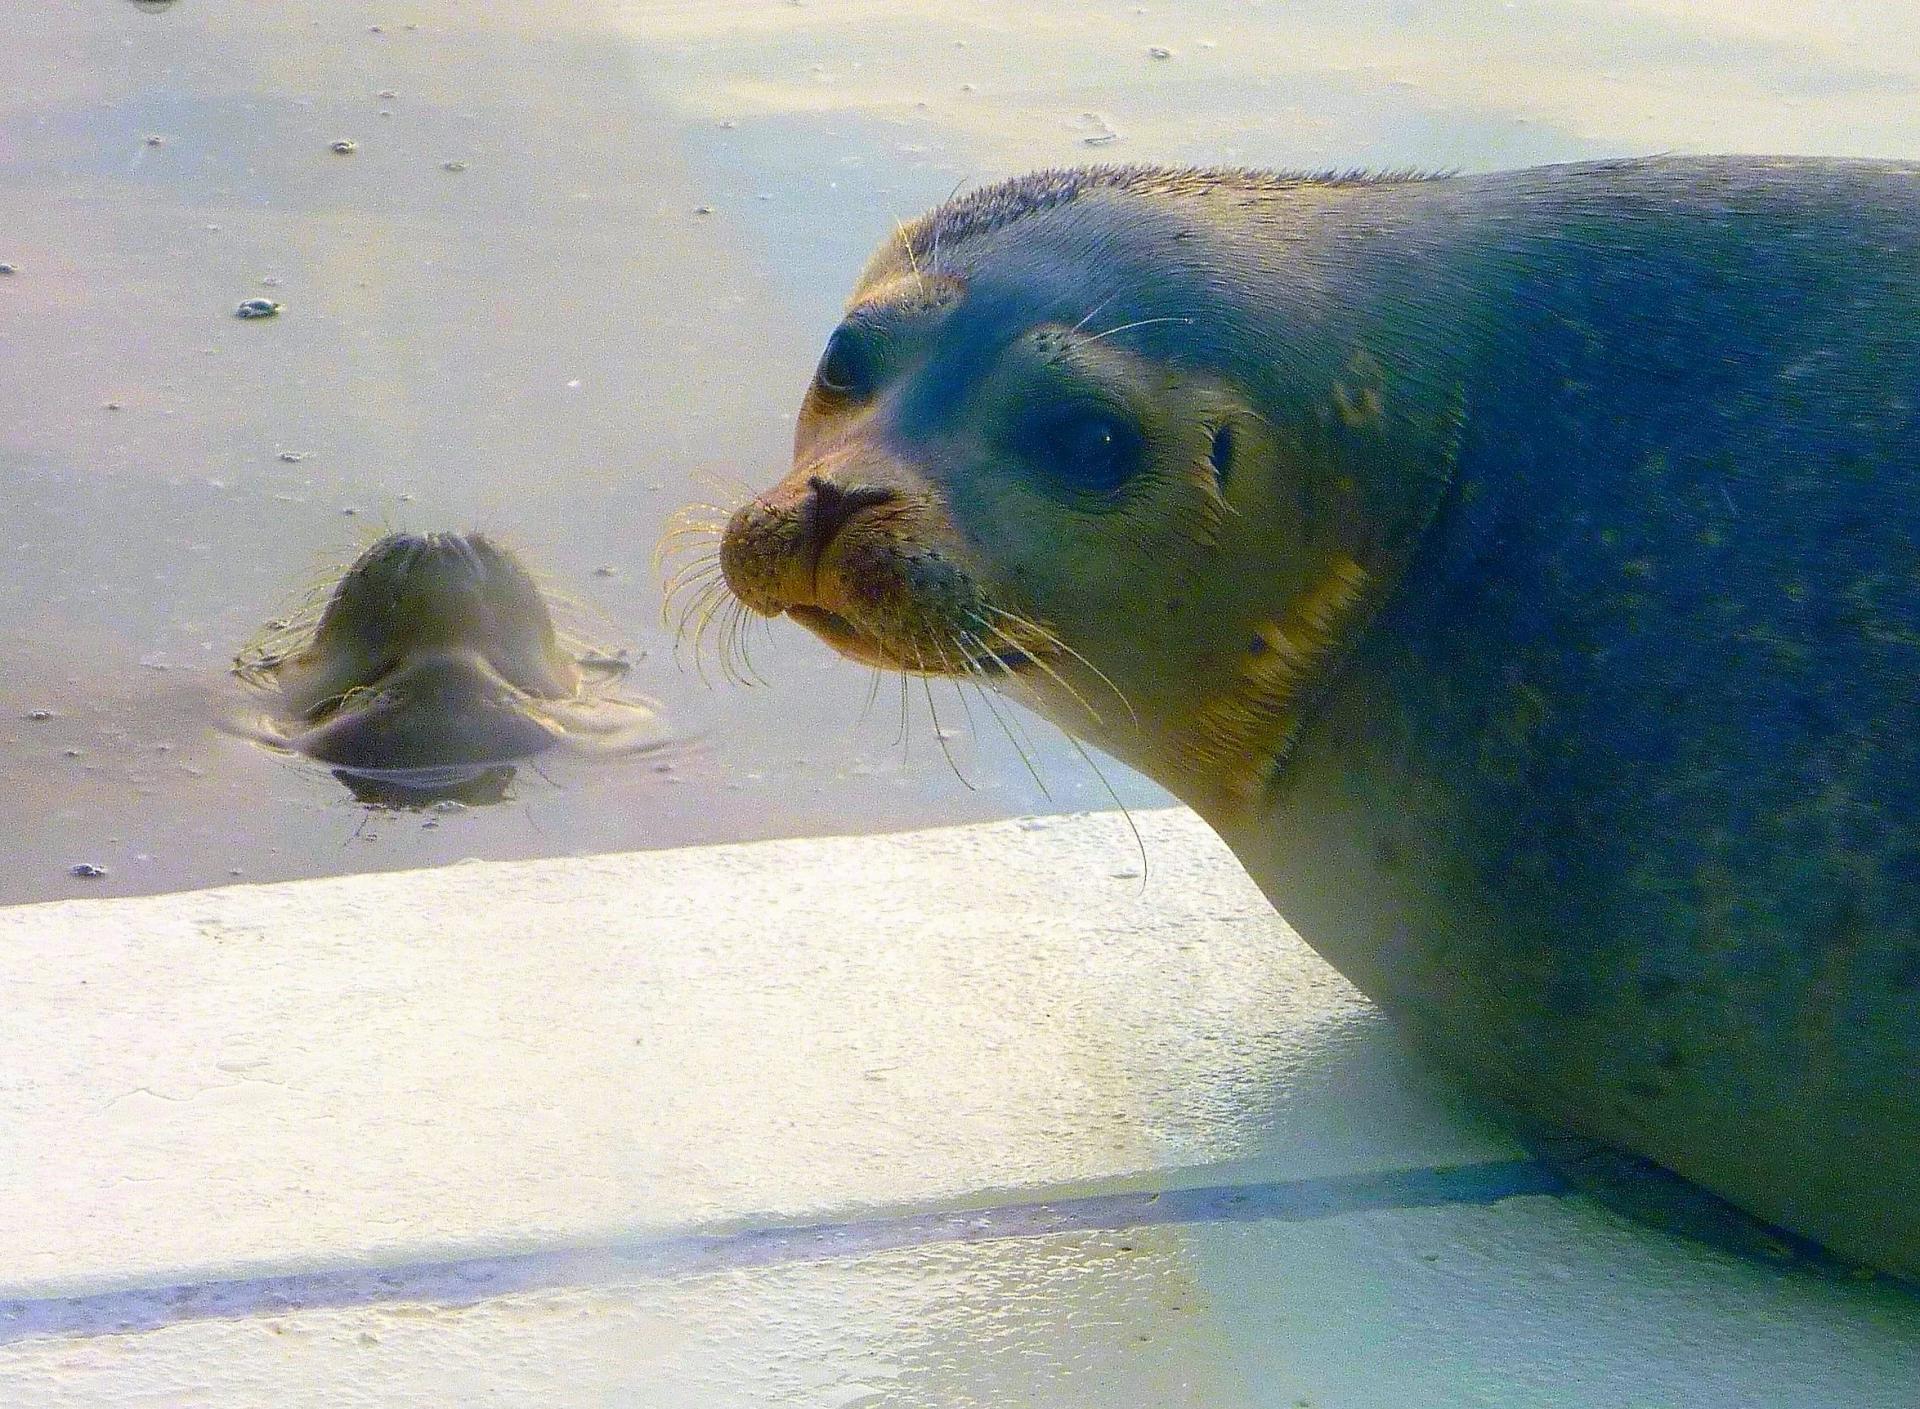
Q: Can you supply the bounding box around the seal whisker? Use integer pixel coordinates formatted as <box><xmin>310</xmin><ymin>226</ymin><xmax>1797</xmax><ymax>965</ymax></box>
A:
<box><xmin>895</xmin><ymin>664</ymin><xmax>911</xmax><ymax>754</ymax></box>
<box><xmin>975</xmin><ymin>652</ymin><xmax>1148</xmax><ymax>884</ymax></box>
<box><xmin>1050</xmin><ymin>715</ymin><xmax>1148</xmax><ymax>886</ymax></box>
<box><xmin>661</xmin><ymin>556</ymin><xmax>725</xmax><ymax>610</ymax></box>
<box><xmin>956</xmin><ymin>629</ymin><xmax>1052</xmax><ymax>802</ymax></box>
<box><xmin>713</xmin><ymin>599</ymin><xmax>736</xmax><ymax>686</ymax></box>
<box><xmin>672</xmin><ymin>574</ymin><xmax>728</xmax><ymax>640</ymax></box>
<box><xmin>662</xmin><ymin>554</ymin><xmax>725</xmax><ymax>601</ymax></box>
<box><xmin>680</xmin><ymin>581</ymin><xmax>734</xmax><ymax>688</ymax></box>
<box><xmin>858</xmin><ymin>664</ymin><xmax>886</xmax><ymax>725</ymax></box>
<box><xmin>729</xmin><ymin>597</ymin><xmax>774</xmax><ymax>688</ymax></box>
<box><xmin>920</xmin><ymin>648</ymin><xmax>975</xmax><ymax>791</ymax></box>
<box><xmin>655</xmin><ymin>530</ymin><xmax>726</xmax><ymax>576</ymax></box>
<box><xmin>894</xmin><ymin>217</ymin><xmax>921</xmax><ymax>278</ymax></box>
<box><xmin>671</xmin><ymin>574</ymin><xmax>728</xmax><ymax>655</ymax></box>
<box><xmin>1079</xmin><ymin>315</ymin><xmax>1196</xmax><ymax>347</ymax></box>
<box><xmin>659</xmin><ymin>505</ymin><xmax>730</xmax><ymax>530</ymax></box>
<box><xmin>655</xmin><ymin>506</ymin><xmax>729</xmax><ymax>588</ymax></box>
<box><xmin>969</xmin><ymin>612</ymin><xmax>1110</xmax><ymax>732</ymax></box>
<box><xmin>719</xmin><ymin>598</ymin><xmax>747</xmax><ymax>688</ymax></box>
<box><xmin>933</xmin><ymin>634</ymin><xmax>986</xmax><ymax>749</ymax></box>
<box><xmin>1068</xmin><ymin>295</ymin><xmax>1117</xmax><ymax>337</ymax></box>
<box><xmin>721</xmin><ymin>598</ymin><xmax>758</xmax><ymax>688</ymax></box>
<box><xmin>977</xmin><ymin>602</ymin><xmax>1139</xmax><ymax>729</ymax></box>
<box><xmin>973</xmin><ymin>677</ymin><xmax>1053</xmax><ymax>804</ymax></box>
<box><xmin>690</xmin><ymin>470</ymin><xmax>764</xmax><ymax>506</ymax></box>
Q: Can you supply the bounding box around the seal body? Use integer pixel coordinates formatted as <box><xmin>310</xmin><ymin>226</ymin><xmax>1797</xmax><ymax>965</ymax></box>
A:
<box><xmin>1223</xmin><ymin>160</ymin><xmax>1920</xmax><ymax>1272</ymax></box>
<box><xmin>717</xmin><ymin>156</ymin><xmax>1920</xmax><ymax>1275</ymax></box>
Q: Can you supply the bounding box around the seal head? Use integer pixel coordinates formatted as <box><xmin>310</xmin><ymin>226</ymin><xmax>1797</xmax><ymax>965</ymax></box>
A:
<box><xmin>721</xmin><ymin>166</ymin><xmax>1464</xmax><ymax>820</ymax></box>
<box><xmin>238</xmin><ymin>531</ymin><xmax>657</xmax><ymax>796</ymax></box>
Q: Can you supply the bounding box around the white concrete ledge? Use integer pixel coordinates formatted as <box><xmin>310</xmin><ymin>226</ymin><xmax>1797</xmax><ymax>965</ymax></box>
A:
<box><xmin>4</xmin><ymin>809</ymin><xmax>1917</xmax><ymax>1406</ymax></box>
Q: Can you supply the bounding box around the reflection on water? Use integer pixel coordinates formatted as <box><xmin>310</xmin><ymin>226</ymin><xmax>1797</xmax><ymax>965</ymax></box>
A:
<box><xmin>3</xmin><ymin>0</ymin><xmax>1916</xmax><ymax>902</ymax></box>
<box><xmin>330</xmin><ymin>763</ymin><xmax>519</xmax><ymax>810</ymax></box>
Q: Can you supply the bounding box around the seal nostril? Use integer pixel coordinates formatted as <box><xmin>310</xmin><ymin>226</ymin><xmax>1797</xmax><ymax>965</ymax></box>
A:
<box><xmin>802</xmin><ymin>478</ymin><xmax>897</xmax><ymax>559</ymax></box>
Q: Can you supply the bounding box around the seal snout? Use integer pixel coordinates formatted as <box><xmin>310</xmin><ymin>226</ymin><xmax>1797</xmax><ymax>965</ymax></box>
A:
<box><xmin>719</xmin><ymin>466</ymin><xmax>901</xmax><ymax>621</ymax></box>
<box><xmin>720</xmin><ymin>452</ymin><xmax>1011</xmax><ymax>673</ymax></box>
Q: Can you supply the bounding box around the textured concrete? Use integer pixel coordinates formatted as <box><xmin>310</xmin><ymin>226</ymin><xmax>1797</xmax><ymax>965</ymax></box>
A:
<box><xmin>3</xmin><ymin>808</ymin><xmax>1918</xmax><ymax>1406</ymax></box>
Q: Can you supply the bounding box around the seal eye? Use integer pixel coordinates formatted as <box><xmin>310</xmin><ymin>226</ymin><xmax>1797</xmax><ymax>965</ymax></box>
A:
<box><xmin>814</xmin><ymin>324</ymin><xmax>877</xmax><ymax>400</ymax></box>
<box><xmin>1019</xmin><ymin>406</ymin><xmax>1146</xmax><ymax>498</ymax></box>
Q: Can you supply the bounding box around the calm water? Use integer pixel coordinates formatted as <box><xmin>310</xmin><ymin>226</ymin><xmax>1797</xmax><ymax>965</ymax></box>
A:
<box><xmin>3</xmin><ymin>0</ymin><xmax>1916</xmax><ymax>903</ymax></box>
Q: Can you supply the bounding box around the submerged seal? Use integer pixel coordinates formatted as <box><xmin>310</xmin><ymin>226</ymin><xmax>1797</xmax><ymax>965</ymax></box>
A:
<box><xmin>237</xmin><ymin>530</ymin><xmax>657</xmax><ymax>802</ymax></box>
<box><xmin>717</xmin><ymin>157</ymin><xmax>1920</xmax><ymax>1277</ymax></box>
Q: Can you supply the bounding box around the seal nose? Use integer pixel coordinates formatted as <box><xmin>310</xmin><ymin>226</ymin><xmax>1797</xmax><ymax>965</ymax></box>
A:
<box><xmin>802</xmin><ymin>476</ymin><xmax>896</xmax><ymax>561</ymax></box>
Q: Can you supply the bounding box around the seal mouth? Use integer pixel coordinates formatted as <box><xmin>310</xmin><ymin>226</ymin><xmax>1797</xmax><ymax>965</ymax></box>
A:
<box><xmin>785</xmin><ymin>603</ymin><xmax>900</xmax><ymax>670</ymax></box>
<box><xmin>786</xmin><ymin>603</ymin><xmax>1034</xmax><ymax>676</ymax></box>
<box><xmin>786</xmin><ymin>604</ymin><xmax>864</xmax><ymax>648</ymax></box>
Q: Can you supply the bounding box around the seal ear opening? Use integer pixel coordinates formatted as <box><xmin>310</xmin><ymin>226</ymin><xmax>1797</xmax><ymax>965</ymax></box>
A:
<box><xmin>1209</xmin><ymin>420</ymin><xmax>1236</xmax><ymax>490</ymax></box>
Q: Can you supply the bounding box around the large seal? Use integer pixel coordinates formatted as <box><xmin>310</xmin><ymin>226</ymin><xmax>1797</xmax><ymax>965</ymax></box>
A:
<box><xmin>236</xmin><ymin>530</ymin><xmax>658</xmax><ymax>803</ymax></box>
<box><xmin>716</xmin><ymin>157</ymin><xmax>1920</xmax><ymax>1277</ymax></box>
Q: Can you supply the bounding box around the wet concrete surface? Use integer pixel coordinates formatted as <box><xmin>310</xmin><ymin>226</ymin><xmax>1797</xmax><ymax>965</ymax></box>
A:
<box><xmin>4</xmin><ymin>0</ymin><xmax>1917</xmax><ymax>903</ymax></box>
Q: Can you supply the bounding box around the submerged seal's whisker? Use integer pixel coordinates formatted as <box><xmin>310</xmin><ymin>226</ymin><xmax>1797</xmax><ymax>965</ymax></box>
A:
<box><xmin>663</xmin><ymin>561</ymin><xmax>726</xmax><ymax>620</ymax></box>
<box><xmin>734</xmin><ymin>601</ymin><xmax>773</xmax><ymax>687</ymax></box>
<box><xmin>662</xmin><ymin>558</ymin><xmax>725</xmax><ymax>612</ymax></box>
<box><xmin>714</xmin><ymin>601</ymin><xmax>738</xmax><ymax>687</ymax></box>
<box><xmin>672</xmin><ymin>577</ymin><xmax>727</xmax><ymax>642</ymax></box>
<box><xmin>657</xmin><ymin>533</ymin><xmax>726</xmax><ymax>571</ymax></box>
<box><xmin>720</xmin><ymin>598</ymin><xmax>757</xmax><ymax>688</ymax></box>
<box><xmin>682</xmin><ymin>581</ymin><xmax>734</xmax><ymax>688</ymax></box>
<box><xmin>691</xmin><ymin>470</ymin><xmax>764</xmax><ymax>505</ymax></box>
<box><xmin>671</xmin><ymin>576</ymin><xmax>728</xmax><ymax>663</ymax></box>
